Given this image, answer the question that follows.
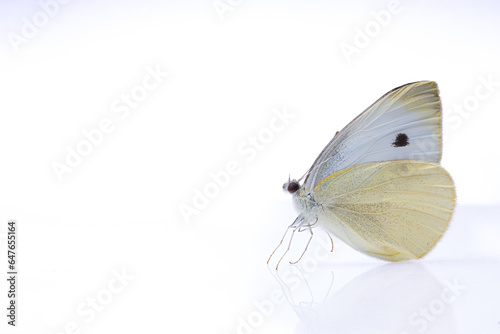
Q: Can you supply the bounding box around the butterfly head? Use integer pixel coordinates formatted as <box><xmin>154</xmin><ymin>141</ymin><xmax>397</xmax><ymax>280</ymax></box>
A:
<box><xmin>283</xmin><ymin>179</ymin><xmax>300</xmax><ymax>194</ymax></box>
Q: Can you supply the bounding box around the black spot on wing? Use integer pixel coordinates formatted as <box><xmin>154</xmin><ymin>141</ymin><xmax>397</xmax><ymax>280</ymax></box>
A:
<box><xmin>392</xmin><ymin>133</ymin><xmax>409</xmax><ymax>147</ymax></box>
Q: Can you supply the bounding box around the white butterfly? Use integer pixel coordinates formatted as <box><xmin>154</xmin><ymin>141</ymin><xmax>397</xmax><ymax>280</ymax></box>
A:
<box><xmin>269</xmin><ymin>81</ymin><xmax>456</xmax><ymax>268</ymax></box>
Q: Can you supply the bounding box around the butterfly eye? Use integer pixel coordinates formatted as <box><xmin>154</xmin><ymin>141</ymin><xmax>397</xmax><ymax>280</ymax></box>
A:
<box><xmin>287</xmin><ymin>182</ymin><xmax>299</xmax><ymax>194</ymax></box>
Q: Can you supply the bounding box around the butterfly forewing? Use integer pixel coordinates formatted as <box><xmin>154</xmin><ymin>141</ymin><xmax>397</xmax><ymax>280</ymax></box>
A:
<box><xmin>303</xmin><ymin>81</ymin><xmax>442</xmax><ymax>194</ymax></box>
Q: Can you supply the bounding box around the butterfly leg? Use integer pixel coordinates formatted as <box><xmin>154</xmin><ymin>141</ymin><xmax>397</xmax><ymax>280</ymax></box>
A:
<box><xmin>268</xmin><ymin>215</ymin><xmax>305</xmax><ymax>268</ymax></box>
<box><xmin>327</xmin><ymin>232</ymin><xmax>334</xmax><ymax>252</ymax></box>
<box><xmin>275</xmin><ymin>228</ymin><xmax>298</xmax><ymax>270</ymax></box>
<box><xmin>289</xmin><ymin>219</ymin><xmax>316</xmax><ymax>265</ymax></box>
<box><xmin>267</xmin><ymin>227</ymin><xmax>291</xmax><ymax>265</ymax></box>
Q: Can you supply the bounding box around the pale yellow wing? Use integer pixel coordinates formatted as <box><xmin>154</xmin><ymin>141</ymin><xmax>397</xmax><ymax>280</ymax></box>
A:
<box><xmin>313</xmin><ymin>161</ymin><xmax>456</xmax><ymax>261</ymax></box>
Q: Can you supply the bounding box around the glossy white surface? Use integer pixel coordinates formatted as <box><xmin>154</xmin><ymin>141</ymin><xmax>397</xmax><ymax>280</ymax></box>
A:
<box><xmin>0</xmin><ymin>1</ymin><xmax>499</xmax><ymax>333</ymax></box>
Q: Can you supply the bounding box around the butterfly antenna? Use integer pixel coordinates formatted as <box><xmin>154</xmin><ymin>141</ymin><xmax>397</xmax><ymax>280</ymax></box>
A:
<box><xmin>297</xmin><ymin>166</ymin><xmax>312</xmax><ymax>183</ymax></box>
<box><xmin>297</xmin><ymin>147</ymin><xmax>342</xmax><ymax>184</ymax></box>
<box><xmin>296</xmin><ymin>129</ymin><xmax>343</xmax><ymax>184</ymax></box>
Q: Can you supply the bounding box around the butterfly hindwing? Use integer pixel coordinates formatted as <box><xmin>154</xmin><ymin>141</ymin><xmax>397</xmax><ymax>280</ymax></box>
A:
<box><xmin>313</xmin><ymin>160</ymin><xmax>456</xmax><ymax>261</ymax></box>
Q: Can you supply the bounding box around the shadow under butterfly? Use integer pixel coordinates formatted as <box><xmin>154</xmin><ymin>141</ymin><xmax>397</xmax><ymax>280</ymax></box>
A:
<box><xmin>271</xmin><ymin>262</ymin><xmax>457</xmax><ymax>334</ymax></box>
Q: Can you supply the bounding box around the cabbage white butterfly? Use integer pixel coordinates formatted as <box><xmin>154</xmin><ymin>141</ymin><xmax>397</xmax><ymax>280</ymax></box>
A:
<box><xmin>269</xmin><ymin>81</ymin><xmax>456</xmax><ymax>268</ymax></box>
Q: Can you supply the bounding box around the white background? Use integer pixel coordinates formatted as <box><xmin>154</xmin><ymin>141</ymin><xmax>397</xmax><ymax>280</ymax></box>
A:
<box><xmin>0</xmin><ymin>0</ymin><xmax>499</xmax><ymax>333</ymax></box>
